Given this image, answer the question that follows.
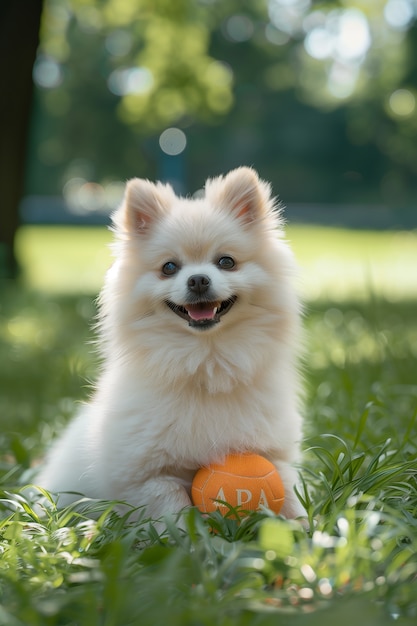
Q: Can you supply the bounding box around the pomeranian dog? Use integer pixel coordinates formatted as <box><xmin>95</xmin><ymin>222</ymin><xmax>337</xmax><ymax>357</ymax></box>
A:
<box><xmin>36</xmin><ymin>167</ymin><xmax>305</xmax><ymax>520</ymax></box>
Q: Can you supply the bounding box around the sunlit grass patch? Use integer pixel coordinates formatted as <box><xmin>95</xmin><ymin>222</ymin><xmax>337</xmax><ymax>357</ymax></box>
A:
<box><xmin>15</xmin><ymin>225</ymin><xmax>417</xmax><ymax>300</ymax></box>
<box><xmin>16</xmin><ymin>226</ymin><xmax>112</xmax><ymax>294</ymax></box>
<box><xmin>287</xmin><ymin>226</ymin><xmax>417</xmax><ymax>301</ymax></box>
<box><xmin>1</xmin><ymin>478</ymin><xmax>416</xmax><ymax>625</ymax></box>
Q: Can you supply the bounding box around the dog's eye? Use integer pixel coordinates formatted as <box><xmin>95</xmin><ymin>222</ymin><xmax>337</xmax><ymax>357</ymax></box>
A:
<box><xmin>162</xmin><ymin>261</ymin><xmax>179</xmax><ymax>276</ymax></box>
<box><xmin>217</xmin><ymin>256</ymin><xmax>235</xmax><ymax>270</ymax></box>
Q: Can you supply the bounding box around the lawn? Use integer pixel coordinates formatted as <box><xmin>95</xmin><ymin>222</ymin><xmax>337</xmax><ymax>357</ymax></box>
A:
<box><xmin>0</xmin><ymin>225</ymin><xmax>416</xmax><ymax>625</ymax></box>
<box><xmin>15</xmin><ymin>225</ymin><xmax>417</xmax><ymax>300</ymax></box>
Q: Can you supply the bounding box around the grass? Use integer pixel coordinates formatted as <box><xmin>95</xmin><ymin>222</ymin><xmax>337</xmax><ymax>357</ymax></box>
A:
<box><xmin>288</xmin><ymin>226</ymin><xmax>417</xmax><ymax>302</ymax></box>
<box><xmin>1</xmin><ymin>225</ymin><xmax>416</xmax><ymax>625</ymax></box>
<box><xmin>15</xmin><ymin>225</ymin><xmax>417</xmax><ymax>300</ymax></box>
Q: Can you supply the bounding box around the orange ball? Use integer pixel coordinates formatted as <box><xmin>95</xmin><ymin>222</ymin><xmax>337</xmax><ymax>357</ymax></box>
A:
<box><xmin>191</xmin><ymin>453</ymin><xmax>285</xmax><ymax>515</ymax></box>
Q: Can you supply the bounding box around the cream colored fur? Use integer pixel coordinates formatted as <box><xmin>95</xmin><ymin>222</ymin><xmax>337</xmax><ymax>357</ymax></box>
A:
<box><xmin>36</xmin><ymin>167</ymin><xmax>305</xmax><ymax>520</ymax></box>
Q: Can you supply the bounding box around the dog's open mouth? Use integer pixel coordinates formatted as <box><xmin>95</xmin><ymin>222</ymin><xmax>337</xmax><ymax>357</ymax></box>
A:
<box><xmin>166</xmin><ymin>296</ymin><xmax>237</xmax><ymax>329</ymax></box>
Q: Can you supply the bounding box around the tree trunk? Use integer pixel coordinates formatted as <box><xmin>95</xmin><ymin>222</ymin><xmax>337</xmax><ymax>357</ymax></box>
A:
<box><xmin>0</xmin><ymin>0</ymin><xmax>43</xmax><ymax>279</ymax></box>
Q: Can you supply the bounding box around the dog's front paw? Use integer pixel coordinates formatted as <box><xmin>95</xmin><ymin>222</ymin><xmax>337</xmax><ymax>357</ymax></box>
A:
<box><xmin>122</xmin><ymin>477</ymin><xmax>192</xmax><ymax>520</ymax></box>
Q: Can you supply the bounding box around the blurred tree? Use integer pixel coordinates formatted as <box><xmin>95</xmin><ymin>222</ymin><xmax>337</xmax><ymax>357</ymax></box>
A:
<box><xmin>0</xmin><ymin>0</ymin><xmax>43</xmax><ymax>279</ymax></box>
<box><xmin>3</xmin><ymin>0</ymin><xmax>412</xmax><ymax>241</ymax></box>
<box><xmin>27</xmin><ymin>0</ymin><xmax>417</xmax><ymax>208</ymax></box>
<box><xmin>26</xmin><ymin>0</ymin><xmax>243</xmax><ymax>193</ymax></box>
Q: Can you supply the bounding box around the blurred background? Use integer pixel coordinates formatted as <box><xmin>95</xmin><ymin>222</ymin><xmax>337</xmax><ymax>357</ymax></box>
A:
<box><xmin>1</xmin><ymin>0</ymin><xmax>417</xmax><ymax>284</ymax></box>
<box><xmin>1</xmin><ymin>0</ymin><xmax>417</xmax><ymax>290</ymax></box>
<box><xmin>18</xmin><ymin>0</ymin><xmax>417</xmax><ymax>209</ymax></box>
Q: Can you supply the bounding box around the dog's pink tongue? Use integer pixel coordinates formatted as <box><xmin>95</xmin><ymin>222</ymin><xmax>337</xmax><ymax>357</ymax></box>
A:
<box><xmin>186</xmin><ymin>304</ymin><xmax>217</xmax><ymax>321</ymax></box>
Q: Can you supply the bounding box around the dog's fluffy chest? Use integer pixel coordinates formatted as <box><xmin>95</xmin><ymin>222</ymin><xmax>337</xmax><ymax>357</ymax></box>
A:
<box><xmin>93</xmin><ymin>369</ymin><xmax>283</xmax><ymax>471</ymax></box>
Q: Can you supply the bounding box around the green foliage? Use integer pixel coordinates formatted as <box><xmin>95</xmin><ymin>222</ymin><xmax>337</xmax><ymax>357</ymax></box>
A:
<box><xmin>39</xmin><ymin>0</ymin><xmax>235</xmax><ymax>130</ymax></box>
<box><xmin>29</xmin><ymin>0</ymin><xmax>417</xmax><ymax>204</ymax></box>
<box><xmin>0</xmin><ymin>473</ymin><xmax>416</xmax><ymax>624</ymax></box>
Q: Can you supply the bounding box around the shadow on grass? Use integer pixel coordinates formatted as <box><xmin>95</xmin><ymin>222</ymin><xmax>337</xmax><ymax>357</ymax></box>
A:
<box><xmin>0</xmin><ymin>285</ymin><xmax>98</xmax><ymax>469</ymax></box>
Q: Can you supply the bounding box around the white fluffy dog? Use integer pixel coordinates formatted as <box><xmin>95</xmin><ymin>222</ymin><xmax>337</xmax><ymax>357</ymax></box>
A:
<box><xmin>36</xmin><ymin>167</ymin><xmax>305</xmax><ymax>520</ymax></box>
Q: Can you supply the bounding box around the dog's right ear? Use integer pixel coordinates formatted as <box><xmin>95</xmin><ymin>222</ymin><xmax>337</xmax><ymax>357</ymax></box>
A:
<box><xmin>114</xmin><ymin>178</ymin><xmax>175</xmax><ymax>235</ymax></box>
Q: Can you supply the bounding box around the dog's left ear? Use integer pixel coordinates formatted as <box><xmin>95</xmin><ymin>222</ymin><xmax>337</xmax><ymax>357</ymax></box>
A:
<box><xmin>206</xmin><ymin>167</ymin><xmax>276</xmax><ymax>225</ymax></box>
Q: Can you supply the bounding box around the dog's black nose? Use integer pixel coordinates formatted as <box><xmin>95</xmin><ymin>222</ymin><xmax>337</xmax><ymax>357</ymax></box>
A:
<box><xmin>187</xmin><ymin>274</ymin><xmax>211</xmax><ymax>295</ymax></box>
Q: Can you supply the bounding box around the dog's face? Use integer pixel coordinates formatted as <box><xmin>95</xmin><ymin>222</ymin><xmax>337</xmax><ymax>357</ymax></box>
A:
<box><xmin>163</xmin><ymin>259</ymin><xmax>238</xmax><ymax>332</ymax></box>
<box><xmin>110</xmin><ymin>168</ymin><xmax>294</xmax><ymax>340</ymax></box>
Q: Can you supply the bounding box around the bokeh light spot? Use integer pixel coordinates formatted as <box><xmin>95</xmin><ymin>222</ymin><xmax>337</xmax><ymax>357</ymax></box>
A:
<box><xmin>105</xmin><ymin>30</ymin><xmax>133</xmax><ymax>57</ymax></box>
<box><xmin>268</xmin><ymin>0</ymin><xmax>311</xmax><ymax>35</ymax></box>
<box><xmin>384</xmin><ymin>0</ymin><xmax>415</xmax><ymax>30</ymax></box>
<box><xmin>333</xmin><ymin>9</ymin><xmax>371</xmax><ymax>61</ymax></box>
<box><xmin>304</xmin><ymin>27</ymin><xmax>333</xmax><ymax>59</ymax></box>
<box><xmin>62</xmin><ymin>178</ymin><xmax>123</xmax><ymax>215</ymax></box>
<box><xmin>107</xmin><ymin>67</ymin><xmax>153</xmax><ymax>96</ymax></box>
<box><xmin>265</xmin><ymin>24</ymin><xmax>290</xmax><ymax>45</ymax></box>
<box><xmin>224</xmin><ymin>15</ymin><xmax>254</xmax><ymax>42</ymax></box>
<box><xmin>33</xmin><ymin>55</ymin><xmax>63</xmax><ymax>89</ymax></box>
<box><xmin>159</xmin><ymin>128</ymin><xmax>187</xmax><ymax>156</ymax></box>
<box><xmin>304</xmin><ymin>9</ymin><xmax>371</xmax><ymax>63</ymax></box>
<box><xmin>389</xmin><ymin>89</ymin><xmax>416</xmax><ymax>117</ymax></box>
